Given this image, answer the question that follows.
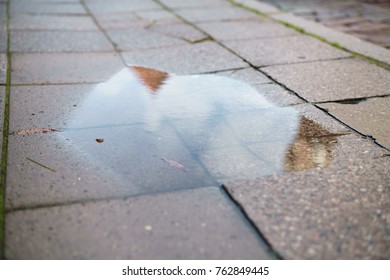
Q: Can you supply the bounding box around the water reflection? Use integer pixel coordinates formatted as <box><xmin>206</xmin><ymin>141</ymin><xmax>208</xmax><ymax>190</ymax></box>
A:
<box><xmin>64</xmin><ymin>66</ymin><xmax>338</xmax><ymax>191</ymax></box>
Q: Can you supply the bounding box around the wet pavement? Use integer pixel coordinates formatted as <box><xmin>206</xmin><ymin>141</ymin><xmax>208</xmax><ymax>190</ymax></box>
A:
<box><xmin>1</xmin><ymin>0</ymin><xmax>390</xmax><ymax>259</ymax></box>
<box><xmin>259</xmin><ymin>0</ymin><xmax>390</xmax><ymax>49</ymax></box>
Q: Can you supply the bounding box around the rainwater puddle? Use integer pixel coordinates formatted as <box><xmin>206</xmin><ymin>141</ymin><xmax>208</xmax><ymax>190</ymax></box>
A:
<box><xmin>60</xmin><ymin>66</ymin><xmax>340</xmax><ymax>192</ymax></box>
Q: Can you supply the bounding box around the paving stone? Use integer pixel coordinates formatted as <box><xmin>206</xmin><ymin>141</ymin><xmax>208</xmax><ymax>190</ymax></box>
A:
<box><xmin>253</xmin><ymin>83</ymin><xmax>304</xmax><ymax>107</ymax></box>
<box><xmin>9</xmin><ymin>84</ymin><xmax>97</xmax><ymax>132</ymax></box>
<box><xmin>225</xmin><ymin>156</ymin><xmax>390</xmax><ymax>259</ymax></box>
<box><xmin>0</xmin><ymin>53</ymin><xmax>6</xmax><ymax>84</ymax></box>
<box><xmin>93</xmin><ymin>13</ymin><xmax>145</xmax><ymax>30</ymax></box>
<box><xmin>215</xmin><ymin>67</ymin><xmax>271</xmax><ymax>85</ymax></box>
<box><xmin>263</xmin><ymin>58</ymin><xmax>390</xmax><ymax>102</ymax></box>
<box><xmin>318</xmin><ymin>96</ymin><xmax>390</xmax><ymax>149</ymax></box>
<box><xmin>5</xmin><ymin>187</ymin><xmax>271</xmax><ymax>259</ymax></box>
<box><xmin>85</xmin><ymin>0</ymin><xmax>160</xmax><ymax>15</ymax></box>
<box><xmin>224</xmin><ymin>35</ymin><xmax>350</xmax><ymax>67</ymax></box>
<box><xmin>10</xmin><ymin>15</ymin><xmax>98</xmax><ymax>31</ymax></box>
<box><xmin>198</xmin><ymin>19</ymin><xmax>298</xmax><ymax>41</ymax></box>
<box><xmin>148</xmin><ymin>23</ymin><xmax>208</xmax><ymax>43</ymax></box>
<box><xmin>234</xmin><ymin>0</ymin><xmax>280</xmax><ymax>14</ymax></box>
<box><xmin>0</xmin><ymin>86</ymin><xmax>4</xmax><ymax>163</ymax></box>
<box><xmin>5</xmin><ymin>124</ymin><xmax>216</xmax><ymax>209</ymax></box>
<box><xmin>10</xmin><ymin>0</ymin><xmax>86</xmax><ymax>15</ymax></box>
<box><xmin>10</xmin><ymin>31</ymin><xmax>114</xmax><ymax>53</ymax></box>
<box><xmin>0</xmin><ymin>30</ymin><xmax>7</xmax><ymax>53</ymax></box>
<box><xmin>160</xmin><ymin>0</ymin><xmax>233</xmax><ymax>9</ymax></box>
<box><xmin>175</xmin><ymin>6</ymin><xmax>258</xmax><ymax>23</ymax></box>
<box><xmin>106</xmin><ymin>27</ymin><xmax>186</xmax><ymax>51</ymax></box>
<box><xmin>121</xmin><ymin>42</ymin><xmax>248</xmax><ymax>74</ymax></box>
<box><xmin>11</xmin><ymin>52</ymin><xmax>124</xmax><ymax>85</ymax></box>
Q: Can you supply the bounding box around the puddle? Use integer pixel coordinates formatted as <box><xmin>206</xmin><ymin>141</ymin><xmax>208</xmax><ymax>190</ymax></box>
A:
<box><xmin>60</xmin><ymin>66</ymin><xmax>341</xmax><ymax>192</ymax></box>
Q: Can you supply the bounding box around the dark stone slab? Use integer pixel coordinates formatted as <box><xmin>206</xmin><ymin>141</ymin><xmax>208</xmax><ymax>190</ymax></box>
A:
<box><xmin>6</xmin><ymin>187</ymin><xmax>271</xmax><ymax>259</ymax></box>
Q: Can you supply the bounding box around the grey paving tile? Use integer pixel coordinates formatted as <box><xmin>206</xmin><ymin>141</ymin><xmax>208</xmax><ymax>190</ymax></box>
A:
<box><xmin>225</xmin><ymin>156</ymin><xmax>390</xmax><ymax>259</ymax></box>
<box><xmin>6</xmin><ymin>124</ymin><xmax>216</xmax><ymax>209</ymax></box>
<box><xmin>0</xmin><ymin>30</ymin><xmax>7</xmax><ymax>53</ymax></box>
<box><xmin>148</xmin><ymin>23</ymin><xmax>208</xmax><ymax>43</ymax></box>
<box><xmin>10</xmin><ymin>0</ymin><xmax>85</xmax><ymax>15</ymax></box>
<box><xmin>10</xmin><ymin>31</ymin><xmax>114</xmax><ymax>53</ymax></box>
<box><xmin>11</xmin><ymin>52</ymin><xmax>124</xmax><ymax>85</ymax></box>
<box><xmin>224</xmin><ymin>35</ymin><xmax>350</xmax><ymax>67</ymax></box>
<box><xmin>106</xmin><ymin>27</ymin><xmax>186</xmax><ymax>51</ymax></box>
<box><xmin>160</xmin><ymin>0</ymin><xmax>233</xmax><ymax>9</ymax></box>
<box><xmin>253</xmin><ymin>83</ymin><xmax>304</xmax><ymax>106</ymax></box>
<box><xmin>215</xmin><ymin>67</ymin><xmax>271</xmax><ymax>85</ymax></box>
<box><xmin>10</xmin><ymin>15</ymin><xmax>98</xmax><ymax>31</ymax></box>
<box><xmin>198</xmin><ymin>19</ymin><xmax>298</xmax><ymax>41</ymax></box>
<box><xmin>263</xmin><ymin>58</ymin><xmax>390</xmax><ymax>102</ymax></box>
<box><xmin>5</xmin><ymin>187</ymin><xmax>271</xmax><ymax>259</ymax></box>
<box><xmin>9</xmin><ymin>84</ymin><xmax>96</xmax><ymax>132</ymax></box>
<box><xmin>95</xmin><ymin>9</ymin><xmax>181</xmax><ymax>30</ymax></box>
<box><xmin>0</xmin><ymin>53</ymin><xmax>6</xmax><ymax>84</ymax></box>
<box><xmin>318</xmin><ymin>96</ymin><xmax>390</xmax><ymax>149</ymax></box>
<box><xmin>0</xmin><ymin>86</ymin><xmax>4</xmax><ymax>163</ymax></box>
<box><xmin>175</xmin><ymin>6</ymin><xmax>258</xmax><ymax>23</ymax></box>
<box><xmin>85</xmin><ymin>0</ymin><xmax>160</xmax><ymax>15</ymax></box>
<box><xmin>121</xmin><ymin>41</ymin><xmax>248</xmax><ymax>74</ymax></box>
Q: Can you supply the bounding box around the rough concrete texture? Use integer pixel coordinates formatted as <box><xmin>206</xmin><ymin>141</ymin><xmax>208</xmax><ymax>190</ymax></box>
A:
<box><xmin>160</xmin><ymin>0</ymin><xmax>233</xmax><ymax>9</ymax></box>
<box><xmin>84</xmin><ymin>0</ymin><xmax>161</xmax><ymax>15</ymax></box>
<box><xmin>263</xmin><ymin>58</ymin><xmax>390</xmax><ymax>102</ymax></box>
<box><xmin>0</xmin><ymin>53</ymin><xmax>6</xmax><ymax>84</ymax></box>
<box><xmin>6</xmin><ymin>187</ymin><xmax>271</xmax><ymax>259</ymax></box>
<box><xmin>225</xmin><ymin>104</ymin><xmax>390</xmax><ymax>259</ymax></box>
<box><xmin>224</xmin><ymin>35</ymin><xmax>350</xmax><ymax>66</ymax></box>
<box><xmin>215</xmin><ymin>67</ymin><xmax>271</xmax><ymax>85</ymax></box>
<box><xmin>253</xmin><ymin>83</ymin><xmax>303</xmax><ymax>106</ymax></box>
<box><xmin>318</xmin><ymin>96</ymin><xmax>390</xmax><ymax>149</ymax></box>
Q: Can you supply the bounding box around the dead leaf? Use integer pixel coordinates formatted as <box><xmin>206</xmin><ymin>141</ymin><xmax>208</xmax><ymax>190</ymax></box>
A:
<box><xmin>14</xmin><ymin>128</ymin><xmax>58</xmax><ymax>135</ymax></box>
<box><xmin>95</xmin><ymin>138</ymin><xmax>104</xmax><ymax>143</ymax></box>
<box><xmin>161</xmin><ymin>157</ymin><xmax>188</xmax><ymax>172</ymax></box>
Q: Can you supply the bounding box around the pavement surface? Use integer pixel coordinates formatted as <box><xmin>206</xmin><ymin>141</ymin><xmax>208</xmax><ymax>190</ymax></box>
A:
<box><xmin>0</xmin><ymin>0</ymin><xmax>389</xmax><ymax>259</ymax></box>
<box><xmin>260</xmin><ymin>0</ymin><xmax>390</xmax><ymax>49</ymax></box>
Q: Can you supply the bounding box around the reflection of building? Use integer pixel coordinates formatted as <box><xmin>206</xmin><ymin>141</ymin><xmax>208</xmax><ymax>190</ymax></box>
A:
<box><xmin>130</xmin><ymin>66</ymin><xmax>168</xmax><ymax>93</ymax></box>
<box><xmin>284</xmin><ymin>117</ymin><xmax>337</xmax><ymax>172</ymax></box>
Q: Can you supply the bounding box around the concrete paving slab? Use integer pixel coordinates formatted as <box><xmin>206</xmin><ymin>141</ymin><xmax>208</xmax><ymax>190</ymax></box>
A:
<box><xmin>253</xmin><ymin>83</ymin><xmax>303</xmax><ymax>107</ymax></box>
<box><xmin>215</xmin><ymin>67</ymin><xmax>271</xmax><ymax>85</ymax></box>
<box><xmin>160</xmin><ymin>0</ymin><xmax>233</xmax><ymax>9</ymax></box>
<box><xmin>11</xmin><ymin>52</ymin><xmax>124</xmax><ymax>85</ymax></box>
<box><xmin>121</xmin><ymin>42</ymin><xmax>248</xmax><ymax>74</ymax></box>
<box><xmin>318</xmin><ymin>96</ymin><xmax>390</xmax><ymax>149</ymax></box>
<box><xmin>10</xmin><ymin>0</ymin><xmax>86</xmax><ymax>15</ymax></box>
<box><xmin>9</xmin><ymin>84</ymin><xmax>96</xmax><ymax>132</ymax></box>
<box><xmin>93</xmin><ymin>12</ymin><xmax>145</xmax><ymax>30</ymax></box>
<box><xmin>225</xmin><ymin>156</ymin><xmax>390</xmax><ymax>259</ymax></box>
<box><xmin>148</xmin><ymin>23</ymin><xmax>208</xmax><ymax>43</ymax></box>
<box><xmin>0</xmin><ymin>30</ymin><xmax>6</xmax><ymax>53</ymax></box>
<box><xmin>263</xmin><ymin>58</ymin><xmax>390</xmax><ymax>102</ymax></box>
<box><xmin>85</xmin><ymin>0</ymin><xmax>160</xmax><ymax>15</ymax></box>
<box><xmin>224</xmin><ymin>35</ymin><xmax>350</xmax><ymax>67</ymax></box>
<box><xmin>175</xmin><ymin>6</ymin><xmax>258</xmax><ymax>23</ymax></box>
<box><xmin>106</xmin><ymin>27</ymin><xmax>186</xmax><ymax>51</ymax></box>
<box><xmin>6</xmin><ymin>187</ymin><xmax>271</xmax><ymax>259</ymax></box>
<box><xmin>10</xmin><ymin>15</ymin><xmax>98</xmax><ymax>31</ymax></box>
<box><xmin>10</xmin><ymin>31</ymin><xmax>114</xmax><ymax>53</ymax></box>
<box><xmin>198</xmin><ymin>19</ymin><xmax>298</xmax><ymax>41</ymax></box>
<box><xmin>0</xmin><ymin>53</ymin><xmax>6</xmax><ymax>85</ymax></box>
<box><xmin>0</xmin><ymin>86</ymin><xmax>4</xmax><ymax>163</ymax></box>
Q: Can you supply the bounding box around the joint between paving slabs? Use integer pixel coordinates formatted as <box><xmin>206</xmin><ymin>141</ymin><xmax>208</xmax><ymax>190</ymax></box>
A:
<box><xmin>0</xmin><ymin>0</ymin><xmax>11</xmax><ymax>260</ymax></box>
<box><xmin>220</xmin><ymin>184</ymin><xmax>283</xmax><ymax>260</ymax></box>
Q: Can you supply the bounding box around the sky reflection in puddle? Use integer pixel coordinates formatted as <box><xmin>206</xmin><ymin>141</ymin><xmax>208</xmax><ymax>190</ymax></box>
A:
<box><xmin>62</xmin><ymin>66</ymin><xmax>337</xmax><ymax>192</ymax></box>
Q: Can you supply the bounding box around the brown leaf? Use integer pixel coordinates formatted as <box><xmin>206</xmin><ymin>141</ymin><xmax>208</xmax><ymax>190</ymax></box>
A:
<box><xmin>14</xmin><ymin>128</ymin><xmax>58</xmax><ymax>135</ymax></box>
<box><xmin>95</xmin><ymin>138</ymin><xmax>104</xmax><ymax>143</ymax></box>
<box><xmin>161</xmin><ymin>157</ymin><xmax>188</xmax><ymax>172</ymax></box>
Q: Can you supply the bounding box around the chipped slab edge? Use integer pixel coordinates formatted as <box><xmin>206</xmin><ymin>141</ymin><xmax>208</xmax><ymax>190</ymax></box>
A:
<box><xmin>229</xmin><ymin>0</ymin><xmax>390</xmax><ymax>66</ymax></box>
